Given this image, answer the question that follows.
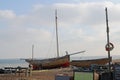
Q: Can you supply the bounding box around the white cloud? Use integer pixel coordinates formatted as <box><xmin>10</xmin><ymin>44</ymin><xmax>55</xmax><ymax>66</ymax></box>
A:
<box><xmin>0</xmin><ymin>1</ymin><xmax>120</xmax><ymax>58</ymax></box>
<box><xmin>0</xmin><ymin>10</ymin><xmax>16</xmax><ymax>19</ymax></box>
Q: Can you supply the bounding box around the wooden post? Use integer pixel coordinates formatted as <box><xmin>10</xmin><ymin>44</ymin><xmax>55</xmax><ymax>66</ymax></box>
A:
<box><xmin>105</xmin><ymin>7</ymin><xmax>112</xmax><ymax>80</ymax></box>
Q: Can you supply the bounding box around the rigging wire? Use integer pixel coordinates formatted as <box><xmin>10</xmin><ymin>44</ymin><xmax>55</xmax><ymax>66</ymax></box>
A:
<box><xmin>46</xmin><ymin>26</ymin><xmax>56</xmax><ymax>58</ymax></box>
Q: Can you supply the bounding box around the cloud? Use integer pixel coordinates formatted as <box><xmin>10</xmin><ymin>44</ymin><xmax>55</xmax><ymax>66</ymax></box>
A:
<box><xmin>0</xmin><ymin>10</ymin><xmax>16</xmax><ymax>19</ymax></box>
<box><xmin>0</xmin><ymin>1</ymin><xmax>120</xmax><ymax>58</ymax></box>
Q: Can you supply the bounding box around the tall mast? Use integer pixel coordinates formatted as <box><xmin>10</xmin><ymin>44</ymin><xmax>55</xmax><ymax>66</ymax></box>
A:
<box><xmin>105</xmin><ymin>8</ymin><xmax>111</xmax><ymax>77</ymax></box>
<box><xmin>55</xmin><ymin>10</ymin><xmax>59</xmax><ymax>57</ymax></box>
<box><xmin>32</xmin><ymin>44</ymin><xmax>34</xmax><ymax>60</ymax></box>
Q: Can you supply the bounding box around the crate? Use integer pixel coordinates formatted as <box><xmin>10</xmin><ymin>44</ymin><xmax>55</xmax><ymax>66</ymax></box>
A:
<box><xmin>55</xmin><ymin>74</ymin><xmax>72</xmax><ymax>80</ymax></box>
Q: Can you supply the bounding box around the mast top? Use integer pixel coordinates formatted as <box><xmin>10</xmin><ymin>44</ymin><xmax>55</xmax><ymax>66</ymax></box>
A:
<box><xmin>105</xmin><ymin>7</ymin><xmax>109</xmax><ymax>33</ymax></box>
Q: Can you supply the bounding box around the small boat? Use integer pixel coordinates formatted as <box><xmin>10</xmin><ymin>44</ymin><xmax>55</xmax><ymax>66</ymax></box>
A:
<box><xmin>25</xmin><ymin>55</ymin><xmax>70</xmax><ymax>70</ymax></box>
<box><xmin>70</xmin><ymin>57</ymin><xmax>112</xmax><ymax>68</ymax></box>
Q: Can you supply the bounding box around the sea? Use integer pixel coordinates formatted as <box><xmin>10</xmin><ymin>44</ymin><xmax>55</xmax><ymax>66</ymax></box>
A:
<box><xmin>0</xmin><ymin>59</ymin><xmax>29</xmax><ymax>69</ymax></box>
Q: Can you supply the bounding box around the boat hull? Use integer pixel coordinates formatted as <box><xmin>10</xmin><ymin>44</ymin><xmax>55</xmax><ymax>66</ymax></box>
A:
<box><xmin>25</xmin><ymin>55</ymin><xmax>70</xmax><ymax>70</ymax></box>
<box><xmin>70</xmin><ymin>57</ymin><xmax>112</xmax><ymax>68</ymax></box>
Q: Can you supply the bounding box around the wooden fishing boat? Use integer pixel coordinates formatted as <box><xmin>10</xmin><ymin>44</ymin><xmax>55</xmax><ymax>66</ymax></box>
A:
<box><xmin>71</xmin><ymin>57</ymin><xmax>112</xmax><ymax>68</ymax></box>
<box><xmin>25</xmin><ymin>51</ymin><xmax>85</xmax><ymax>70</ymax></box>
<box><xmin>25</xmin><ymin>10</ymin><xmax>85</xmax><ymax>70</ymax></box>
<box><xmin>25</xmin><ymin>55</ymin><xmax>70</xmax><ymax>70</ymax></box>
<box><xmin>25</xmin><ymin>10</ymin><xmax>66</xmax><ymax>70</ymax></box>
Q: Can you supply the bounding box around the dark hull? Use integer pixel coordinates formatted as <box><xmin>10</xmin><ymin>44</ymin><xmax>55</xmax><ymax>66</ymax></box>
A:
<box><xmin>71</xmin><ymin>57</ymin><xmax>112</xmax><ymax>67</ymax></box>
<box><xmin>25</xmin><ymin>55</ymin><xmax>70</xmax><ymax>70</ymax></box>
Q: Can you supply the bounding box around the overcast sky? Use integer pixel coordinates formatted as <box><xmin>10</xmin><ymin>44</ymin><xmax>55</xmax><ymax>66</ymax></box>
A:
<box><xmin>0</xmin><ymin>0</ymin><xmax>120</xmax><ymax>59</ymax></box>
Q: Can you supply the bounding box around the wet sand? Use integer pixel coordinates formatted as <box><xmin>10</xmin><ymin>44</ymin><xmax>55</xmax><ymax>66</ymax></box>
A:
<box><xmin>0</xmin><ymin>68</ymin><xmax>73</xmax><ymax>80</ymax></box>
